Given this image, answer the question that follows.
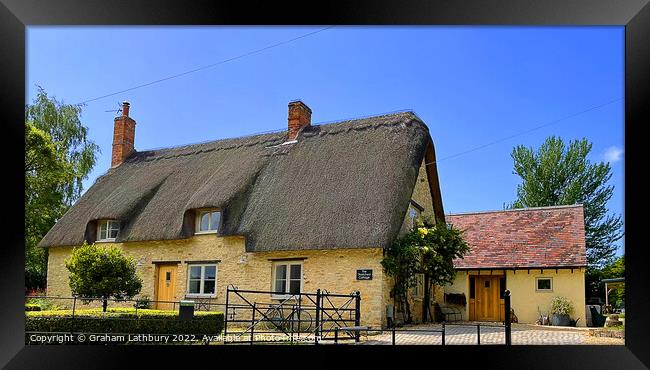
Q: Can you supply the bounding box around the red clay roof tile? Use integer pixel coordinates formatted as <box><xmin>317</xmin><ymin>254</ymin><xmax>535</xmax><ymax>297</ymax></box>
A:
<box><xmin>446</xmin><ymin>205</ymin><xmax>586</xmax><ymax>269</ymax></box>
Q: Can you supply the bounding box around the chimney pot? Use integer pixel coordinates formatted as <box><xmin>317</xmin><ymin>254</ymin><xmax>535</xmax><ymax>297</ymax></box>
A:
<box><xmin>287</xmin><ymin>100</ymin><xmax>311</xmax><ymax>141</ymax></box>
<box><xmin>122</xmin><ymin>101</ymin><xmax>130</xmax><ymax>117</ymax></box>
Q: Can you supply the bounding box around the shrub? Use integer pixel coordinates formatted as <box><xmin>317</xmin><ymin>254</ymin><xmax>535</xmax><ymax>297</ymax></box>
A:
<box><xmin>550</xmin><ymin>296</ymin><xmax>574</xmax><ymax>316</ymax></box>
<box><xmin>65</xmin><ymin>243</ymin><xmax>142</xmax><ymax>312</ymax></box>
<box><xmin>25</xmin><ymin>308</ymin><xmax>224</xmax><ymax>343</ymax></box>
<box><xmin>25</xmin><ymin>304</ymin><xmax>41</xmax><ymax>311</ymax></box>
<box><xmin>133</xmin><ymin>296</ymin><xmax>152</xmax><ymax>309</ymax></box>
<box><xmin>25</xmin><ymin>297</ymin><xmax>60</xmax><ymax>311</ymax></box>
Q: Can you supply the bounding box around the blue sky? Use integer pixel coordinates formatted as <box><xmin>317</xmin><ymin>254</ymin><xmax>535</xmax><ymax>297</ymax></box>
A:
<box><xmin>27</xmin><ymin>26</ymin><xmax>624</xmax><ymax>254</ymax></box>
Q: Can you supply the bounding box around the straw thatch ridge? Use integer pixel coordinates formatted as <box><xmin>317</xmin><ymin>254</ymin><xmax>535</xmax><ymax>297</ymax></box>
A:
<box><xmin>39</xmin><ymin>111</ymin><xmax>441</xmax><ymax>252</ymax></box>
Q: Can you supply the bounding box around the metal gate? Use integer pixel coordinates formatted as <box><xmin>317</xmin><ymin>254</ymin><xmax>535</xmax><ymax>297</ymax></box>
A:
<box><xmin>223</xmin><ymin>285</ymin><xmax>361</xmax><ymax>344</ymax></box>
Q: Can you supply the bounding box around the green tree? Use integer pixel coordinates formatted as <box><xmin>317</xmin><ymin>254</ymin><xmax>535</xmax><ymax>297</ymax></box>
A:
<box><xmin>508</xmin><ymin>136</ymin><xmax>623</xmax><ymax>269</ymax></box>
<box><xmin>382</xmin><ymin>219</ymin><xmax>470</xmax><ymax>323</ymax></box>
<box><xmin>65</xmin><ymin>243</ymin><xmax>143</xmax><ymax>312</ymax></box>
<box><xmin>601</xmin><ymin>255</ymin><xmax>625</xmax><ymax>308</ymax></box>
<box><xmin>25</xmin><ymin>86</ymin><xmax>99</xmax><ymax>290</ymax></box>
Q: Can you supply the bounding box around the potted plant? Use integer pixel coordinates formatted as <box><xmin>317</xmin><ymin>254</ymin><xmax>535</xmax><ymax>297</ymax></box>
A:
<box><xmin>550</xmin><ymin>296</ymin><xmax>574</xmax><ymax>326</ymax></box>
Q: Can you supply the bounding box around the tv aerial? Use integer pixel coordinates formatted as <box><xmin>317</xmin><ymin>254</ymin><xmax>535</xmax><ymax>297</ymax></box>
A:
<box><xmin>104</xmin><ymin>101</ymin><xmax>123</xmax><ymax>115</ymax></box>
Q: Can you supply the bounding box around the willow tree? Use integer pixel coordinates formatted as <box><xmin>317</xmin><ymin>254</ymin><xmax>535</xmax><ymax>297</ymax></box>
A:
<box><xmin>382</xmin><ymin>219</ymin><xmax>469</xmax><ymax>324</ymax></box>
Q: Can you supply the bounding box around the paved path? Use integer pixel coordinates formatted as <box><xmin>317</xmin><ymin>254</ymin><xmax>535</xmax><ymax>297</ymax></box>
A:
<box><xmin>358</xmin><ymin>323</ymin><xmax>588</xmax><ymax>345</ymax></box>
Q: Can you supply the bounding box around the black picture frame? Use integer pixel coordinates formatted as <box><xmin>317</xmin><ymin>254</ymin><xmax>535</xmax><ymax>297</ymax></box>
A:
<box><xmin>1</xmin><ymin>0</ymin><xmax>647</xmax><ymax>368</ymax></box>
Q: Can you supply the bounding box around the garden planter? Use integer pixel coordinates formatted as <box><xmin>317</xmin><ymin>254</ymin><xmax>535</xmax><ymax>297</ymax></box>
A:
<box><xmin>551</xmin><ymin>313</ymin><xmax>571</xmax><ymax>326</ymax></box>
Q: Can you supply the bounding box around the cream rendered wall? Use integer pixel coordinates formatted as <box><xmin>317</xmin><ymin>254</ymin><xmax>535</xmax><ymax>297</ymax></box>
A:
<box><xmin>507</xmin><ymin>268</ymin><xmax>586</xmax><ymax>327</ymax></box>
<box><xmin>445</xmin><ymin>269</ymin><xmax>586</xmax><ymax>326</ymax></box>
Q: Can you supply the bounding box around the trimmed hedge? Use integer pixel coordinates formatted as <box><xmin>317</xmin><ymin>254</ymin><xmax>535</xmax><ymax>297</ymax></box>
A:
<box><xmin>25</xmin><ymin>304</ymin><xmax>42</xmax><ymax>311</ymax></box>
<box><xmin>26</xmin><ymin>308</ymin><xmax>224</xmax><ymax>339</ymax></box>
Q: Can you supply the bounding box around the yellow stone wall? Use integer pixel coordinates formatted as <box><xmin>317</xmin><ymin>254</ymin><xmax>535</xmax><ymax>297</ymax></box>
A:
<box><xmin>445</xmin><ymin>269</ymin><xmax>587</xmax><ymax>326</ymax></box>
<box><xmin>47</xmin><ymin>238</ymin><xmax>387</xmax><ymax>328</ymax></box>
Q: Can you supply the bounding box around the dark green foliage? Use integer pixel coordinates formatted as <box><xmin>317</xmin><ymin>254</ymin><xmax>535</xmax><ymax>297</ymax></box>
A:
<box><xmin>133</xmin><ymin>296</ymin><xmax>152</xmax><ymax>309</ymax></box>
<box><xmin>382</xmin><ymin>219</ymin><xmax>470</xmax><ymax>323</ymax></box>
<box><xmin>25</xmin><ymin>86</ymin><xmax>99</xmax><ymax>289</ymax></box>
<box><xmin>586</xmin><ymin>255</ymin><xmax>625</xmax><ymax>306</ymax></box>
<box><xmin>65</xmin><ymin>243</ymin><xmax>142</xmax><ymax>311</ymax></box>
<box><xmin>25</xmin><ymin>308</ymin><xmax>224</xmax><ymax>342</ymax></box>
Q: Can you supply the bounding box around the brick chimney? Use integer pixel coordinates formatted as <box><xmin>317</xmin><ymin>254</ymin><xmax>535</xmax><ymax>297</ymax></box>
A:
<box><xmin>111</xmin><ymin>101</ymin><xmax>136</xmax><ymax>167</ymax></box>
<box><xmin>287</xmin><ymin>100</ymin><xmax>311</xmax><ymax>141</ymax></box>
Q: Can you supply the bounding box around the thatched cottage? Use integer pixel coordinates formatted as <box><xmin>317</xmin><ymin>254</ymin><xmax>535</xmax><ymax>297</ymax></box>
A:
<box><xmin>40</xmin><ymin>100</ymin><xmax>445</xmax><ymax>328</ymax></box>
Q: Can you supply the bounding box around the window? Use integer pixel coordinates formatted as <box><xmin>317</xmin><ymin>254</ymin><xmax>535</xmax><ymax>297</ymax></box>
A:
<box><xmin>186</xmin><ymin>264</ymin><xmax>217</xmax><ymax>297</ymax></box>
<box><xmin>195</xmin><ymin>210</ymin><xmax>221</xmax><ymax>234</ymax></box>
<box><xmin>469</xmin><ymin>276</ymin><xmax>476</xmax><ymax>299</ymax></box>
<box><xmin>536</xmin><ymin>277</ymin><xmax>553</xmax><ymax>292</ymax></box>
<box><xmin>411</xmin><ymin>273</ymin><xmax>424</xmax><ymax>299</ymax></box>
<box><xmin>408</xmin><ymin>205</ymin><xmax>420</xmax><ymax>229</ymax></box>
<box><xmin>272</xmin><ymin>261</ymin><xmax>303</xmax><ymax>298</ymax></box>
<box><xmin>97</xmin><ymin>220</ymin><xmax>120</xmax><ymax>241</ymax></box>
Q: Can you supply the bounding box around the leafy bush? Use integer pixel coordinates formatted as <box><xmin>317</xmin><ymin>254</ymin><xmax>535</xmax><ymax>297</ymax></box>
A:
<box><xmin>26</xmin><ymin>308</ymin><xmax>224</xmax><ymax>342</ymax></box>
<box><xmin>25</xmin><ymin>297</ymin><xmax>60</xmax><ymax>311</ymax></box>
<box><xmin>550</xmin><ymin>296</ymin><xmax>574</xmax><ymax>316</ymax></box>
<box><xmin>65</xmin><ymin>243</ymin><xmax>143</xmax><ymax>312</ymax></box>
<box><xmin>25</xmin><ymin>304</ymin><xmax>41</xmax><ymax>311</ymax></box>
<box><xmin>133</xmin><ymin>296</ymin><xmax>152</xmax><ymax>309</ymax></box>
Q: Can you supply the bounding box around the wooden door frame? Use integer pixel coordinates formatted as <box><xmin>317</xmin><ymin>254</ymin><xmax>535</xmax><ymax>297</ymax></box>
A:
<box><xmin>154</xmin><ymin>262</ymin><xmax>179</xmax><ymax>309</ymax></box>
<box><xmin>469</xmin><ymin>274</ymin><xmax>505</xmax><ymax>322</ymax></box>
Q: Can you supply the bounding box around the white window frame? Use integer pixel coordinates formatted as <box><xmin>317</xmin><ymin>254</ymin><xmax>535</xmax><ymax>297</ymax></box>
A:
<box><xmin>186</xmin><ymin>264</ymin><xmax>218</xmax><ymax>298</ymax></box>
<box><xmin>195</xmin><ymin>209</ymin><xmax>222</xmax><ymax>235</ymax></box>
<box><xmin>271</xmin><ymin>261</ymin><xmax>303</xmax><ymax>300</ymax></box>
<box><xmin>535</xmin><ymin>277</ymin><xmax>553</xmax><ymax>292</ymax></box>
<box><xmin>411</xmin><ymin>273</ymin><xmax>425</xmax><ymax>299</ymax></box>
<box><xmin>408</xmin><ymin>205</ymin><xmax>420</xmax><ymax>229</ymax></box>
<box><xmin>96</xmin><ymin>219</ymin><xmax>120</xmax><ymax>242</ymax></box>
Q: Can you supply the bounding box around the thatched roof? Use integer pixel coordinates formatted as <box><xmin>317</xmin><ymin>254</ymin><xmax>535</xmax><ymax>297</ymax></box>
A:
<box><xmin>39</xmin><ymin>111</ymin><xmax>444</xmax><ymax>252</ymax></box>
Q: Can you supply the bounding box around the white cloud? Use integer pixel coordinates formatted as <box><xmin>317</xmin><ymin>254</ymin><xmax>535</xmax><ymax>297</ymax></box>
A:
<box><xmin>603</xmin><ymin>146</ymin><xmax>624</xmax><ymax>163</ymax></box>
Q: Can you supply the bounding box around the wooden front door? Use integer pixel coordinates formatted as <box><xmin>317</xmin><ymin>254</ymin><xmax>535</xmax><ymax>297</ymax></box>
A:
<box><xmin>155</xmin><ymin>264</ymin><xmax>177</xmax><ymax>310</ymax></box>
<box><xmin>475</xmin><ymin>276</ymin><xmax>500</xmax><ymax>321</ymax></box>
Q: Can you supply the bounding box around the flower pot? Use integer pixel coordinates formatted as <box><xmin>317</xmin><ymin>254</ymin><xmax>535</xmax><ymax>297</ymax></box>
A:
<box><xmin>551</xmin><ymin>313</ymin><xmax>571</xmax><ymax>326</ymax></box>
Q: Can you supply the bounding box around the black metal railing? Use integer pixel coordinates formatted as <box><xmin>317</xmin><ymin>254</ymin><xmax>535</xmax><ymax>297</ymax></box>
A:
<box><xmin>24</xmin><ymin>295</ymin><xmax>229</xmax><ymax>344</ymax></box>
<box><xmin>223</xmin><ymin>286</ymin><xmax>361</xmax><ymax>344</ymax></box>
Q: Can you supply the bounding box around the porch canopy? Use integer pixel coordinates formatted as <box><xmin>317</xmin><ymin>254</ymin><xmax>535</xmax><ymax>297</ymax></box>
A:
<box><xmin>601</xmin><ymin>277</ymin><xmax>625</xmax><ymax>307</ymax></box>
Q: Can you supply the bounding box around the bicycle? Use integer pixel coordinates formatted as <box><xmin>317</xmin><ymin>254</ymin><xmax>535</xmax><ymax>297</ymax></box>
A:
<box><xmin>261</xmin><ymin>296</ymin><xmax>313</xmax><ymax>333</ymax></box>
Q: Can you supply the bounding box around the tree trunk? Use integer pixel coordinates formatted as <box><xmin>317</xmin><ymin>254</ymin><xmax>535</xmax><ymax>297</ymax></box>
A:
<box><xmin>422</xmin><ymin>274</ymin><xmax>431</xmax><ymax>323</ymax></box>
<box><xmin>102</xmin><ymin>298</ymin><xmax>108</xmax><ymax>312</ymax></box>
<box><xmin>403</xmin><ymin>290</ymin><xmax>412</xmax><ymax>324</ymax></box>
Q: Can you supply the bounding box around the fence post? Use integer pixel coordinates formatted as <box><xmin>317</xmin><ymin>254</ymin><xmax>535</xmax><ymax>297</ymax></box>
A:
<box><xmin>297</xmin><ymin>295</ymin><xmax>302</xmax><ymax>339</ymax></box>
<box><xmin>71</xmin><ymin>296</ymin><xmax>77</xmax><ymax>335</ymax></box>
<box><xmin>392</xmin><ymin>326</ymin><xmax>396</xmax><ymax>345</ymax></box>
<box><xmin>442</xmin><ymin>322</ymin><xmax>445</xmax><ymax>345</ymax></box>
<box><xmin>250</xmin><ymin>302</ymin><xmax>256</xmax><ymax>345</ymax></box>
<box><xmin>334</xmin><ymin>327</ymin><xmax>339</xmax><ymax>344</ymax></box>
<box><xmin>477</xmin><ymin>324</ymin><xmax>481</xmax><ymax>345</ymax></box>
<box><xmin>314</xmin><ymin>289</ymin><xmax>321</xmax><ymax>345</ymax></box>
<box><xmin>224</xmin><ymin>286</ymin><xmax>230</xmax><ymax>341</ymax></box>
<box><xmin>504</xmin><ymin>289</ymin><xmax>512</xmax><ymax>345</ymax></box>
<box><xmin>354</xmin><ymin>291</ymin><xmax>361</xmax><ymax>342</ymax></box>
<box><xmin>290</xmin><ymin>303</ymin><xmax>295</xmax><ymax>344</ymax></box>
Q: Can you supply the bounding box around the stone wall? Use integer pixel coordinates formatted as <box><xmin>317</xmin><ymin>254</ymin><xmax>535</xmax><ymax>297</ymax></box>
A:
<box><xmin>47</xmin><ymin>238</ymin><xmax>386</xmax><ymax>328</ymax></box>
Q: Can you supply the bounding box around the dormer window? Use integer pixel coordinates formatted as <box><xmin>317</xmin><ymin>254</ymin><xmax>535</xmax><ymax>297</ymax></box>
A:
<box><xmin>97</xmin><ymin>219</ymin><xmax>120</xmax><ymax>242</ymax></box>
<box><xmin>195</xmin><ymin>209</ymin><xmax>221</xmax><ymax>234</ymax></box>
